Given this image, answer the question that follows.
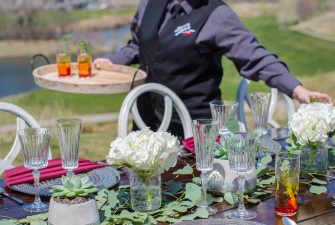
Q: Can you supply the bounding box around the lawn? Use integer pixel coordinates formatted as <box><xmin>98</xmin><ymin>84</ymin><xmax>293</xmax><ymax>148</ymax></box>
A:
<box><xmin>1</xmin><ymin>16</ymin><xmax>335</xmax><ymax>165</ymax></box>
<box><xmin>0</xmin><ymin>8</ymin><xmax>136</xmax><ymax>30</ymax></box>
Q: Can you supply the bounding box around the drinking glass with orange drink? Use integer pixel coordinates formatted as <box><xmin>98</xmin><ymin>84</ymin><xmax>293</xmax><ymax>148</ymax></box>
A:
<box><xmin>56</xmin><ymin>35</ymin><xmax>72</xmax><ymax>77</ymax></box>
<box><xmin>275</xmin><ymin>152</ymin><xmax>300</xmax><ymax>216</ymax></box>
<box><xmin>77</xmin><ymin>40</ymin><xmax>92</xmax><ymax>78</ymax></box>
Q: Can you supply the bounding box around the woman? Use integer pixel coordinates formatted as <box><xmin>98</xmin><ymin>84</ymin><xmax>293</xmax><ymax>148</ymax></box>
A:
<box><xmin>94</xmin><ymin>0</ymin><xmax>331</xmax><ymax>138</ymax></box>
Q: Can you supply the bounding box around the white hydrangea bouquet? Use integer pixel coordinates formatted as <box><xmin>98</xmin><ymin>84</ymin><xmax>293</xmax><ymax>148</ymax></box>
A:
<box><xmin>107</xmin><ymin>127</ymin><xmax>180</xmax><ymax>174</ymax></box>
<box><xmin>288</xmin><ymin>102</ymin><xmax>335</xmax><ymax>150</ymax></box>
<box><xmin>288</xmin><ymin>102</ymin><xmax>335</xmax><ymax>173</ymax></box>
<box><xmin>107</xmin><ymin>128</ymin><xmax>180</xmax><ymax>211</ymax></box>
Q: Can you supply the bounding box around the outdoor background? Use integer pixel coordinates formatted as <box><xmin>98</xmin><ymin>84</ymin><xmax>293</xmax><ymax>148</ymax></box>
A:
<box><xmin>0</xmin><ymin>0</ymin><xmax>334</xmax><ymax>164</ymax></box>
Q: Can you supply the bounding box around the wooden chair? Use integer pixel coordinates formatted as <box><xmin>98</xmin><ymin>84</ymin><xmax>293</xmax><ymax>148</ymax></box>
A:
<box><xmin>236</xmin><ymin>79</ymin><xmax>295</xmax><ymax>131</ymax></box>
<box><xmin>118</xmin><ymin>83</ymin><xmax>193</xmax><ymax>138</ymax></box>
<box><xmin>0</xmin><ymin>102</ymin><xmax>52</xmax><ymax>174</ymax></box>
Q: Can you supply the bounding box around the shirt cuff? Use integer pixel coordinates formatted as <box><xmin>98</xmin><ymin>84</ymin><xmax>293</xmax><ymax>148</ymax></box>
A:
<box><xmin>273</xmin><ymin>75</ymin><xmax>302</xmax><ymax>97</ymax></box>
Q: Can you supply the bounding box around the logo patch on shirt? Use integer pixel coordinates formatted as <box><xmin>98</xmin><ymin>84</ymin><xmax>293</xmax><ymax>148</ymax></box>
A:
<box><xmin>174</xmin><ymin>23</ymin><xmax>195</xmax><ymax>37</ymax></box>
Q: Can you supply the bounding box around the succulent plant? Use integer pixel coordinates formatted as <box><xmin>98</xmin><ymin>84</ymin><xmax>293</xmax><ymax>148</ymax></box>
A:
<box><xmin>50</xmin><ymin>176</ymin><xmax>98</xmax><ymax>198</ymax></box>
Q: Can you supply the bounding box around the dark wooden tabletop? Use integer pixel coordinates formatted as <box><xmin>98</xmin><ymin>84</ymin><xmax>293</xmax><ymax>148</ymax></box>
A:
<box><xmin>1</xmin><ymin>158</ymin><xmax>335</xmax><ymax>225</ymax></box>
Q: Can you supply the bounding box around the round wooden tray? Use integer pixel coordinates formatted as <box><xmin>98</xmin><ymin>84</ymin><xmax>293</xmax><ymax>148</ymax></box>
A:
<box><xmin>32</xmin><ymin>64</ymin><xmax>147</xmax><ymax>94</ymax></box>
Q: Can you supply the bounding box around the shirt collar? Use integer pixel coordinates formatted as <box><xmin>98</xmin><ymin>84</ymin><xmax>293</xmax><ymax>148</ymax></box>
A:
<box><xmin>168</xmin><ymin>0</ymin><xmax>201</xmax><ymax>15</ymax></box>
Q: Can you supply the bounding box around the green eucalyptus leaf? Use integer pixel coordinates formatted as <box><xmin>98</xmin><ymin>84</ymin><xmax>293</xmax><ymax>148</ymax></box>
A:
<box><xmin>165</xmin><ymin>217</ymin><xmax>182</xmax><ymax>223</ymax></box>
<box><xmin>31</xmin><ymin>221</ymin><xmax>47</xmax><ymax>225</ymax></box>
<box><xmin>246</xmin><ymin>198</ymin><xmax>261</xmax><ymax>204</ymax></box>
<box><xmin>260</xmin><ymin>154</ymin><xmax>272</xmax><ymax>166</ymax></box>
<box><xmin>309</xmin><ymin>185</ymin><xmax>327</xmax><ymax>194</ymax></box>
<box><xmin>258</xmin><ymin>176</ymin><xmax>275</xmax><ymax>185</ymax></box>
<box><xmin>195</xmin><ymin>207</ymin><xmax>209</xmax><ymax>218</ymax></box>
<box><xmin>179</xmin><ymin>213</ymin><xmax>197</xmax><ymax>220</ymax></box>
<box><xmin>224</xmin><ymin>192</ymin><xmax>238</xmax><ymax>205</ymax></box>
<box><xmin>311</xmin><ymin>178</ymin><xmax>327</xmax><ymax>185</ymax></box>
<box><xmin>173</xmin><ymin>165</ymin><xmax>193</xmax><ymax>175</ymax></box>
<box><xmin>156</xmin><ymin>216</ymin><xmax>168</xmax><ymax>222</ymax></box>
<box><xmin>164</xmin><ymin>180</ymin><xmax>183</xmax><ymax>195</ymax></box>
<box><xmin>107</xmin><ymin>190</ymin><xmax>119</xmax><ymax>208</ymax></box>
<box><xmin>192</xmin><ymin>177</ymin><xmax>202</xmax><ymax>185</ymax></box>
<box><xmin>0</xmin><ymin>220</ymin><xmax>17</xmax><ymax>225</ymax></box>
<box><xmin>180</xmin><ymin>200</ymin><xmax>196</xmax><ymax>208</ymax></box>
<box><xmin>185</xmin><ymin>183</ymin><xmax>202</xmax><ymax>203</ymax></box>
<box><xmin>120</xmin><ymin>210</ymin><xmax>134</xmax><ymax>219</ymax></box>
<box><xmin>257</xmin><ymin>165</ymin><xmax>269</xmax><ymax>177</ymax></box>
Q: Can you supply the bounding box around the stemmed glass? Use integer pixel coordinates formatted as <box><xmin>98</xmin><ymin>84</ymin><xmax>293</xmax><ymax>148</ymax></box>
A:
<box><xmin>210</xmin><ymin>100</ymin><xmax>238</xmax><ymax>135</ymax></box>
<box><xmin>250</xmin><ymin>92</ymin><xmax>271</xmax><ymax>167</ymax></box>
<box><xmin>192</xmin><ymin>119</ymin><xmax>219</xmax><ymax>215</ymax></box>
<box><xmin>56</xmin><ymin>118</ymin><xmax>82</xmax><ymax>177</ymax></box>
<box><xmin>223</xmin><ymin>132</ymin><xmax>258</xmax><ymax>219</ymax></box>
<box><xmin>17</xmin><ymin>128</ymin><xmax>51</xmax><ymax>212</ymax></box>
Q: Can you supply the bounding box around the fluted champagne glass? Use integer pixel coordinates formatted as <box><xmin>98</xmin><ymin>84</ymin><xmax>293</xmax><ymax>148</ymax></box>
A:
<box><xmin>18</xmin><ymin>128</ymin><xmax>51</xmax><ymax>212</ymax></box>
<box><xmin>192</xmin><ymin>119</ymin><xmax>219</xmax><ymax>215</ymax></box>
<box><xmin>210</xmin><ymin>100</ymin><xmax>238</xmax><ymax>135</ymax></box>
<box><xmin>250</xmin><ymin>92</ymin><xmax>271</xmax><ymax>137</ymax></box>
<box><xmin>56</xmin><ymin>118</ymin><xmax>82</xmax><ymax>177</ymax></box>
<box><xmin>223</xmin><ymin>132</ymin><xmax>257</xmax><ymax>219</ymax></box>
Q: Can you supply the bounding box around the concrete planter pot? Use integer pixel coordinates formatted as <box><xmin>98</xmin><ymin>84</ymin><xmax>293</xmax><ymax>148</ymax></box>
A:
<box><xmin>208</xmin><ymin>159</ymin><xmax>257</xmax><ymax>193</ymax></box>
<box><xmin>48</xmin><ymin>197</ymin><xmax>100</xmax><ymax>225</ymax></box>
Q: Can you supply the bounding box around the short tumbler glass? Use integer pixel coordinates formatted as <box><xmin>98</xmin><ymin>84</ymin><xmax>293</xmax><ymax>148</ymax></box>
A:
<box><xmin>56</xmin><ymin>118</ymin><xmax>82</xmax><ymax>177</ymax></box>
<box><xmin>210</xmin><ymin>100</ymin><xmax>238</xmax><ymax>135</ymax></box>
<box><xmin>275</xmin><ymin>152</ymin><xmax>300</xmax><ymax>216</ymax></box>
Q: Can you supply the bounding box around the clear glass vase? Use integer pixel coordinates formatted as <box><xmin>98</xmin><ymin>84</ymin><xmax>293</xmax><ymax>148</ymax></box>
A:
<box><xmin>129</xmin><ymin>170</ymin><xmax>161</xmax><ymax>212</ymax></box>
<box><xmin>301</xmin><ymin>143</ymin><xmax>328</xmax><ymax>174</ymax></box>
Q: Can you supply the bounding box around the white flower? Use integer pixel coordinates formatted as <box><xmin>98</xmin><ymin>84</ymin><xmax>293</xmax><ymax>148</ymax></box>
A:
<box><xmin>106</xmin><ymin>128</ymin><xmax>180</xmax><ymax>174</ymax></box>
<box><xmin>289</xmin><ymin>103</ymin><xmax>334</xmax><ymax>145</ymax></box>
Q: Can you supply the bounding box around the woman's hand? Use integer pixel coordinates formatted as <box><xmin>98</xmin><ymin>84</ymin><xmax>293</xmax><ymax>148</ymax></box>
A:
<box><xmin>292</xmin><ymin>85</ymin><xmax>332</xmax><ymax>103</ymax></box>
<box><xmin>93</xmin><ymin>58</ymin><xmax>113</xmax><ymax>70</ymax></box>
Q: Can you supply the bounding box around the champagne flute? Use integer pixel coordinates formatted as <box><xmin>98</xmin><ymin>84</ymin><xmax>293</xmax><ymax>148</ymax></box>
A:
<box><xmin>223</xmin><ymin>132</ymin><xmax>257</xmax><ymax>219</ymax></box>
<box><xmin>56</xmin><ymin>118</ymin><xmax>82</xmax><ymax>177</ymax></box>
<box><xmin>18</xmin><ymin>128</ymin><xmax>51</xmax><ymax>212</ymax></box>
<box><xmin>250</xmin><ymin>92</ymin><xmax>271</xmax><ymax>167</ymax></box>
<box><xmin>192</xmin><ymin>119</ymin><xmax>219</xmax><ymax>215</ymax></box>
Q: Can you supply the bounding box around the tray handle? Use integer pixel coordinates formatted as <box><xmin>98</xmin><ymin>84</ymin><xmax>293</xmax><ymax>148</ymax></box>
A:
<box><xmin>31</xmin><ymin>54</ymin><xmax>51</xmax><ymax>72</ymax></box>
<box><xmin>130</xmin><ymin>65</ymin><xmax>148</xmax><ymax>90</ymax></box>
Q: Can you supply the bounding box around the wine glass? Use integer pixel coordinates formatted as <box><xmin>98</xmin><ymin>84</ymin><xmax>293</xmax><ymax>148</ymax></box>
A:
<box><xmin>223</xmin><ymin>132</ymin><xmax>258</xmax><ymax>219</ymax></box>
<box><xmin>209</xmin><ymin>100</ymin><xmax>238</xmax><ymax>135</ymax></box>
<box><xmin>18</xmin><ymin>128</ymin><xmax>51</xmax><ymax>212</ymax></box>
<box><xmin>56</xmin><ymin>118</ymin><xmax>82</xmax><ymax>177</ymax></box>
<box><xmin>192</xmin><ymin>119</ymin><xmax>219</xmax><ymax>215</ymax></box>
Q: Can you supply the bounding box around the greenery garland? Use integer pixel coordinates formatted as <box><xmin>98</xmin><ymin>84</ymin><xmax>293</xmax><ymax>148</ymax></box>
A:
<box><xmin>1</xmin><ymin>140</ymin><xmax>334</xmax><ymax>225</ymax></box>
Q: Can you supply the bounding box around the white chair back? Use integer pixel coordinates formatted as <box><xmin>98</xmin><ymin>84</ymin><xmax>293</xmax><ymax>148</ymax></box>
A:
<box><xmin>0</xmin><ymin>102</ymin><xmax>52</xmax><ymax>174</ymax></box>
<box><xmin>118</xmin><ymin>83</ymin><xmax>193</xmax><ymax>138</ymax></box>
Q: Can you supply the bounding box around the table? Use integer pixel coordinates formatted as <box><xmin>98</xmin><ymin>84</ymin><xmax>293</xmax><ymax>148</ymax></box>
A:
<box><xmin>1</xmin><ymin>158</ymin><xmax>335</xmax><ymax>225</ymax></box>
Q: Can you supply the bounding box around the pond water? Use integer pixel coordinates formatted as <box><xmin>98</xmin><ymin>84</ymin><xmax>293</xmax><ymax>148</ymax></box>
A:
<box><xmin>0</xmin><ymin>26</ymin><xmax>130</xmax><ymax>98</ymax></box>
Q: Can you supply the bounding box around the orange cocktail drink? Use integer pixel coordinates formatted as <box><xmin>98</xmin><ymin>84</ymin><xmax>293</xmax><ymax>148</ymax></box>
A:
<box><xmin>77</xmin><ymin>53</ymin><xmax>92</xmax><ymax>78</ymax></box>
<box><xmin>275</xmin><ymin>153</ymin><xmax>300</xmax><ymax>216</ymax></box>
<box><xmin>56</xmin><ymin>53</ymin><xmax>71</xmax><ymax>77</ymax></box>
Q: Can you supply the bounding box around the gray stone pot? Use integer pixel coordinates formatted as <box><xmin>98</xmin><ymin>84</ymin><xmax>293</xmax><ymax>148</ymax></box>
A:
<box><xmin>208</xmin><ymin>159</ymin><xmax>257</xmax><ymax>193</ymax></box>
<box><xmin>48</xmin><ymin>197</ymin><xmax>100</xmax><ymax>225</ymax></box>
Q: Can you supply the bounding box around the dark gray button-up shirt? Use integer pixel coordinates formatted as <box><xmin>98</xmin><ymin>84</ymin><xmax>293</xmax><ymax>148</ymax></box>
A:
<box><xmin>110</xmin><ymin>0</ymin><xmax>301</xmax><ymax>97</ymax></box>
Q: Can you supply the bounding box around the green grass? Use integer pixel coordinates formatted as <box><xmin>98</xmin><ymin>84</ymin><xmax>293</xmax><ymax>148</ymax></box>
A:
<box><xmin>0</xmin><ymin>7</ymin><xmax>136</xmax><ymax>30</ymax></box>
